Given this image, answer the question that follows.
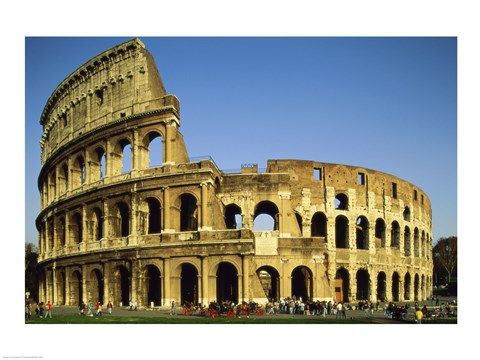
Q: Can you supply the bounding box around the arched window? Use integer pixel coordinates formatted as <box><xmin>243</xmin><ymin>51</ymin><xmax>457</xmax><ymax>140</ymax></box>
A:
<box><xmin>375</xmin><ymin>218</ymin><xmax>386</xmax><ymax>247</ymax></box>
<box><xmin>146</xmin><ymin>132</ymin><xmax>163</xmax><ymax>168</ymax></box>
<box><xmin>147</xmin><ymin>198</ymin><xmax>162</xmax><ymax>234</ymax></box>
<box><xmin>311</xmin><ymin>212</ymin><xmax>327</xmax><ymax>237</ymax></box>
<box><xmin>391</xmin><ymin>221</ymin><xmax>400</xmax><ymax>248</ymax></box>
<box><xmin>334</xmin><ymin>193</ymin><xmax>348</xmax><ymax>210</ymax></box>
<box><xmin>355</xmin><ymin>216</ymin><xmax>369</xmax><ymax>250</ymax></box>
<box><xmin>403</xmin><ymin>207</ymin><xmax>411</xmax><ymax>222</ymax></box>
<box><xmin>117</xmin><ymin>202</ymin><xmax>130</xmax><ymax>237</ymax></box>
<box><xmin>72</xmin><ymin>213</ymin><xmax>83</xmax><ymax>244</ymax></box>
<box><xmin>121</xmin><ymin>140</ymin><xmax>132</xmax><ymax>173</ymax></box>
<box><xmin>404</xmin><ymin>226</ymin><xmax>411</xmax><ymax>256</ymax></box>
<box><xmin>96</xmin><ymin>147</ymin><xmax>106</xmax><ymax>179</ymax></box>
<box><xmin>92</xmin><ymin>207</ymin><xmax>103</xmax><ymax>240</ymax></box>
<box><xmin>335</xmin><ymin>215</ymin><xmax>349</xmax><ymax>248</ymax></box>
<box><xmin>254</xmin><ymin>201</ymin><xmax>279</xmax><ymax>231</ymax></box>
<box><xmin>225</xmin><ymin>204</ymin><xmax>242</xmax><ymax>229</ymax></box>
<box><xmin>414</xmin><ymin>227</ymin><xmax>419</xmax><ymax>257</ymax></box>
<box><xmin>180</xmin><ymin>194</ymin><xmax>198</xmax><ymax>231</ymax></box>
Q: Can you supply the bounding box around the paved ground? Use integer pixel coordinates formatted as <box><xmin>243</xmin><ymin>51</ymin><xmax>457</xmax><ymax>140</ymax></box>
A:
<box><xmin>43</xmin><ymin>296</ymin><xmax>457</xmax><ymax>323</ymax></box>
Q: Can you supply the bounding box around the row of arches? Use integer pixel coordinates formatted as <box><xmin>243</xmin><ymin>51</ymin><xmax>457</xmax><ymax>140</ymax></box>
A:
<box><xmin>42</xmin><ymin>261</ymin><xmax>431</xmax><ymax>306</ymax></box>
<box><xmin>41</xmin><ymin>130</ymin><xmax>164</xmax><ymax>207</ymax></box>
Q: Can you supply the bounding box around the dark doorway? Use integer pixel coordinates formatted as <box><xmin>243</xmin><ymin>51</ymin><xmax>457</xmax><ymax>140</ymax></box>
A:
<box><xmin>256</xmin><ymin>266</ymin><xmax>280</xmax><ymax>301</ymax></box>
<box><xmin>216</xmin><ymin>262</ymin><xmax>238</xmax><ymax>303</ymax></box>
<box><xmin>392</xmin><ymin>272</ymin><xmax>400</xmax><ymax>302</ymax></box>
<box><xmin>181</xmin><ymin>264</ymin><xmax>198</xmax><ymax>305</ymax></box>
<box><xmin>335</xmin><ymin>268</ymin><xmax>350</xmax><ymax>303</ymax></box>
<box><xmin>291</xmin><ymin>266</ymin><xmax>313</xmax><ymax>301</ymax></box>
<box><xmin>356</xmin><ymin>269</ymin><xmax>370</xmax><ymax>300</ymax></box>
<box><xmin>90</xmin><ymin>269</ymin><xmax>104</xmax><ymax>304</ymax></box>
<box><xmin>72</xmin><ymin>270</ymin><xmax>83</xmax><ymax>305</ymax></box>
<box><xmin>377</xmin><ymin>272</ymin><xmax>387</xmax><ymax>301</ymax></box>
<box><xmin>145</xmin><ymin>265</ymin><xmax>161</xmax><ymax>306</ymax></box>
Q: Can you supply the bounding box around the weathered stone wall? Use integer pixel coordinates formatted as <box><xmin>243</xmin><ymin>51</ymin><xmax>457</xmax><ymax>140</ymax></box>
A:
<box><xmin>36</xmin><ymin>39</ymin><xmax>433</xmax><ymax>309</ymax></box>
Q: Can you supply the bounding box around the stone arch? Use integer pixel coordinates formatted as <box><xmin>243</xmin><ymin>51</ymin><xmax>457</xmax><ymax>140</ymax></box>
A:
<box><xmin>60</xmin><ymin>163</ymin><xmax>69</xmax><ymax>194</ymax></box>
<box><xmin>57</xmin><ymin>216</ymin><xmax>66</xmax><ymax>247</ymax></box>
<box><xmin>142</xmin><ymin>131</ymin><xmax>163</xmax><ymax>168</ymax></box>
<box><xmin>91</xmin><ymin>207</ymin><xmax>103</xmax><ymax>241</ymax></box>
<box><xmin>143</xmin><ymin>264</ymin><xmax>162</xmax><ymax>307</ymax></box>
<box><xmin>178</xmin><ymin>193</ymin><xmax>198</xmax><ymax>231</ymax></box>
<box><xmin>355</xmin><ymin>216</ymin><xmax>369</xmax><ymax>250</ymax></box>
<box><xmin>391</xmin><ymin>221</ymin><xmax>400</xmax><ymax>248</ymax></box>
<box><xmin>180</xmin><ymin>263</ymin><xmax>199</xmax><ymax>306</ymax></box>
<box><xmin>113</xmin><ymin>265</ymin><xmax>130</xmax><ymax>307</ymax></box>
<box><xmin>225</xmin><ymin>203</ymin><xmax>242</xmax><ymax>229</ymax></box>
<box><xmin>254</xmin><ymin>200</ymin><xmax>279</xmax><ymax>231</ymax></box>
<box><xmin>421</xmin><ymin>231</ymin><xmax>426</xmax><ymax>257</ymax></box>
<box><xmin>404</xmin><ymin>272</ymin><xmax>412</xmax><ymax>300</ymax></box>
<box><xmin>70</xmin><ymin>270</ymin><xmax>83</xmax><ymax>305</ymax></box>
<box><xmin>72</xmin><ymin>155</ymin><xmax>86</xmax><ymax>188</ymax></box>
<box><xmin>56</xmin><ymin>271</ymin><xmax>66</xmax><ymax>305</ymax></box>
<box><xmin>392</xmin><ymin>272</ymin><xmax>400</xmax><ymax>302</ymax></box>
<box><xmin>334</xmin><ymin>193</ymin><xmax>348</xmax><ymax>210</ymax></box>
<box><xmin>88</xmin><ymin>268</ymin><xmax>104</xmax><ymax>304</ymax></box>
<box><xmin>376</xmin><ymin>271</ymin><xmax>387</xmax><ymax>301</ymax></box>
<box><xmin>311</xmin><ymin>212</ymin><xmax>327</xmax><ymax>237</ymax></box>
<box><xmin>115</xmin><ymin>202</ymin><xmax>130</xmax><ymax>237</ymax></box>
<box><xmin>404</xmin><ymin>226</ymin><xmax>411</xmax><ymax>256</ymax></box>
<box><xmin>335</xmin><ymin>267</ymin><xmax>350</xmax><ymax>303</ymax></box>
<box><xmin>216</xmin><ymin>262</ymin><xmax>239</xmax><ymax>303</ymax></box>
<box><xmin>414</xmin><ymin>227</ymin><xmax>420</xmax><ymax>257</ymax></box>
<box><xmin>146</xmin><ymin>197</ymin><xmax>162</xmax><ymax>234</ymax></box>
<box><xmin>356</xmin><ymin>268</ymin><xmax>370</xmax><ymax>300</ymax></box>
<box><xmin>256</xmin><ymin>265</ymin><xmax>280</xmax><ymax>301</ymax></box>
<box><xmin>335</xmin><ymin>215</ymin><xmax>349</xmax><ymax>248</ymax></box>
<box><xmin>414</xmin><ymin>273</ymin><xmax>420</xmax><ymax>301</ymax></box>
<box><xmin>375</xmin><ymin>218</ymin><xmax>386</xmax><ymax>248</ymax></box>
<box><xmin>403</xmin><ymin>206</ymin><xmax>411</xmax><ymax>222</ymax></box>
<box><xmin>71</xmin><ymin>212</ymin><xmax>83</xmax><ymax>244</ymax></box>
<box><xmin>291</xmin><ymin>266</ymin><xmax>313</xmax><ymax>301</ymax></box>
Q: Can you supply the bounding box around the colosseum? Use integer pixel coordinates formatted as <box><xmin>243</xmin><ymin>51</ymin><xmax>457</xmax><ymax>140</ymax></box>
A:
<box><xmin>36</xmin><ymin>38</ymin><xmax>433</xmax><ymax>309</ymax></box>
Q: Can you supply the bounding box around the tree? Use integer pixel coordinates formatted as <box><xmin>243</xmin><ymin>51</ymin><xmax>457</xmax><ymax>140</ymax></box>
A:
<box><xmin>25</xmin><ymin>243</ymin><xmax>39</xmax><ymax>301</ymax></box>
<box><xmin>433</xmin><ymin>236</ymin><xmax>457</xmax><ymax>283</ymax></box>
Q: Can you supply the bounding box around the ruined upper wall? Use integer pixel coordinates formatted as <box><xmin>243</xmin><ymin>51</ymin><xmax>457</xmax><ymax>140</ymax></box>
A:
<box><xmin>39</xmin><ymin>38</ymin><xmax>180</xmax><ymax>164</ymax></box>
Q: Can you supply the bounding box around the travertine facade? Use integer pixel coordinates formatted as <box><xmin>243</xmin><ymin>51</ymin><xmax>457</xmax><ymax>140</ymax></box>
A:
<box><xmin>36</xmin><ymin>38</ymin><xmax>433</xmax><ymax>308</ymax></box>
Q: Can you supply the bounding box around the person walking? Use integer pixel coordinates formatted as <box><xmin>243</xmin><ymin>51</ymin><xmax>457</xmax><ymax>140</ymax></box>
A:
<box><xmin>415</xmin><ymin>308</ymin><xmax>423</xmax><ymax>324</ymax></box>
<box><xmin>44</xmin><ymin>301</ymin><xmax>52</xmax><ymax>319</ymax></box>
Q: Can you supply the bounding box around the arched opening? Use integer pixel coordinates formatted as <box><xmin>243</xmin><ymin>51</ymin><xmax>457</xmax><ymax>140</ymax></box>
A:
<box><xmin>404</xmin><ymin>226</ymin><xmax>411</xmax><ymax>256</ymax></box>
<box><xmin>254</xmin><ymin>201</ymin><xmax>279</xmax><ymax>231</ymax></box>
<box><xmin>414</xmin><ymin>228</ymin><xmax>420</xmax><ymax>257</ymax></box>
<box><xmin>117</xmin><ymin>202</ymin><xmax>130</xmax><ymax>237</ymax></box>
<box><xmin>180</xmin><ymin>194</ymin><xmax>198</xmax><ymax>231</ymax></box>
<box><xmin>73</xmin><ymin>156</ymin><xmax>86</xmax><ymax>188</ymax></box>
<box><xmin>47</xmin><ymin>218</ymin><xmax>54</xmax><ymax>249</ymax></box>
<box><xmin>92</xmin><ymin>207</ymin><xmax>103</xmax><ymax>241</ymax></box>
<box><xmin>391</xmin><ymin>221</ymin><xmax>400</xmax><ymax>248</ymax></box>
<box><xmin>256</xmin><ymin>266</ymin><xmax>280</xmax><ymax>301</ymax></box>
<box><xmin>355</xmin><ymin>216</ymin><xmax>369</xmax><ymax>250</ymax></box>
<box><xmin>356</xmin><ymin>269</ymin><xmax>370</xmax><ymax>300</ymax></box>
<box><xmin>404</xmin><ymin>272</ymin><xmax>411</xmax><ymax>300</ymax></box>
<box><xmin>144</xmin><ymin>265</ymin><xmax>161</xmax><ymax>307</ymax></box>
<box><xmin>216</xmin><ymin>262</ymin><xmax>238</xmax><ymax>303</ymax></box>
<box><xmin>58</xmin><ymin>217</ymin><xmax>66</xmax><ymax>247</ymax></box>
<box><xmin>291</xmin><ymin>266</ymin><xmax>313</xmax><ymax>301</ymax></box>
<box><xmin>72</xmin><ymin>213</ymin><xmax>83</xmax><ymax>244</ymax></box>
<box><xmin>115</xmin><ymin>266</ymin><xmax>130</xmax><ymax>306</ymax></box>
<box><xmin>71</xmin><ymin>270</ymin><xmax>83</xmax><ymax>305</ymax></box>
<box><xmin>392</xmin><ymin>272</ymin><xmax>400</xmax><ymax>302</ymax></box>
<box><xmin>147</xmin><ymin>198</ymin><xmax>162</xmax><ymax>234</ymax></box>
<box><xmin>94</xmin><ymin>147</ymin><xmax>106</xmax><ymax>180</ymax></box>
<box><xmin>403</xmin><ymin>207</ymin><xmax>411</xmax><ymax>222</ymax></box>
<box><xmin>414</xmin><ymin>273</ymin><xmax>420</xmax><ymax>301</ymax></box>
<box><xmin>89</xmin><ymin>269</ymin><xmax>104</xmax><ymax>304</ymax></box>
<box><xmin>49</xmin><ymin>171</ymin><xmax>56</xmax><ymax>202</ymax></box>
<box><xmin>335</xmin><ymin>268</ymin><xmax>350</xmax><ymax>303</ymax></box>
<box><xmin>56</xmin><ymin>271</ymin><xmax>66</xmax><ymax>305</ymax></box>
<box><xmin>334</xmin><ymin>193</ymin><xmax>348</xmax><ymax>210</ymax></box>
<box><xmin>421</xmin><ymin>231</ymin><xmax>426</xmax><ymax>257</ymax></box>
<box><xmin>375</xmin><ymin>218</ymin><xmax>386</xmax><ymax>248</ymax></box>
<box><xmin>121</xmin><ymin>140</ymin><xmax>132</xmax><ymax>173</ymax></box>
<box><xmin>146</xmin><ymin>132</ymin><xmax>163</xmax><ymax>168</ymax></box>
<box><xmin>335</xmin><ymin>215</ymin><xmax>349</xmax><ymax>248</ymax></box>
<box><xmin>181</xmin><ymin>263</ymin><xmax>198</xmax><ymax>306</ymax></box>
<box><xmin>377</xmin><ymin>272</ymin><xmax>387</xmax><ymax>301</ymax></box>
<box><xmin>311</xmin><ymin>212</ymin><xmax>327</xmax><ymax>237</ymax></box>
<box><xmin>225</xmin><ymin>204</ymin><xmax>242</xmax><ymax>229</ymax></box>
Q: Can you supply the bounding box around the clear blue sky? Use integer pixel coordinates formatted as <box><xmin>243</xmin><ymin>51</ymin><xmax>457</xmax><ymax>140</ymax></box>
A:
<box><xmin>25</xmin><ymin>37</ymin><xmax>457</xmax><ymax>244</ymax></box>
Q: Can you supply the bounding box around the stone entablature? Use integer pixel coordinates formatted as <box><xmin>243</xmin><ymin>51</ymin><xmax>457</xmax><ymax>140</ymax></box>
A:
<box><xmin>36</xmin><ymin>39</ymin><xmax>433</xmax><ymax>309</ymax></box>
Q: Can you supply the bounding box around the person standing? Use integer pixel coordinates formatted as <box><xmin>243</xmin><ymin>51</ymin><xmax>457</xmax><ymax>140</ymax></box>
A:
<box><xmin>25</xmin><ymin>302</ymin><xmax>31</xmax><ymax>319</ymax></box>
<box><xmin>171</xmin><ymin>300</ymin><xmax>177</xmax><ymax>315</ymax></box>
<box><xmin>415</xmin><ymin>308</ymin><xmax>423</xmax><ymax>324</ymax></box>
<box><xmin>44</xmin><ymin>301</ymin><xmax>52</xmax><ymax>319</ymax></box>
<box><xmin>107</xmin><ymin>301</ymin><xmax>113</xmax><ymax>315</ymax></box>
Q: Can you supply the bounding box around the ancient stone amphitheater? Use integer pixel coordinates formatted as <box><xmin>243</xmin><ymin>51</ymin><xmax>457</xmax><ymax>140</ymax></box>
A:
<box><xmin>36</xmin><ymin>38</ymin><xmax>433</xmax><ymax>308</ymax></box>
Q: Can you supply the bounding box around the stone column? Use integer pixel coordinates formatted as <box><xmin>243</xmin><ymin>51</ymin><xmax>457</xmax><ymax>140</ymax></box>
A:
<box><xmin>52</xmin><ymin>265</ymin><xmax>57</xmax><ymax>305</ymax></box>
<box><xmin>200</xmin><ymin>182</ymin><xmax>211</xmax><ymax>230</ymax></box>
<box><xmin>162</xmin><ymin>187</ymin><xmax>173</xmax><ymax>232</ymax></box>
<box><xmin>242</xmin><ymin>254</ymin><xmax>250</xmax><ymax>302</ymax></box>
<box><xmin>132</xmin><ymin>128</ymin><xmax>139</xmax><ymax>175</ymax></box>
<box><xmin>81</xmin><ymin>205</ymin><xmax>87</xmax><ymax>250</ymax></box>
<box><xmin>201</xmin><ymin>256</ymin><xmax>209</xmax><ymax>305</ymax></box>
<box><xmin>103</xmin><ymin>199</ymin><xmax>110</xmax><ymax>239</ymax></box>
<box><xmin>163</xmin><ymin>258</ymin><xmax>171</xmax><ymax>306</ymax></box>
<box><xmin>129</xmin><ymin>193</ymin><xmax>138</xmax><ymax>245</ymax></box>
<box><xmin>64</xmin><ymin>267</ymin><xmax>70</xmax><ymax>305</ymax></box>
<box><xmin>82</xmin><ymin>264</ymin><xmax>88</xmax><ymax>303</ymax></box>
<box><xmin>349</xmin><ymin>267</ymin><xmax>357</xmax><ymax>303</ymax></box>
<box><xmin>280</xmin><ymin>258</ymin><xmax>290</xmax><ymax>298</ymax></box>
<box><xmin>370</xmin><ymin>270</ymin><xmax>377</xmax><ymax>302</ymax></box>
<box><xmin>164</xmin><ymin>120</ymin><xmax>172</xmax><ymax>164</ymax></box>
<box><xmin>44</xmin><ymin>221</ymin><xmax>50</xmax><ymax>255</ymax></box>
<box><xmin>103</xmin><ymin>262</ymin><xmax>110</xmax><ymax>305</ymax></box>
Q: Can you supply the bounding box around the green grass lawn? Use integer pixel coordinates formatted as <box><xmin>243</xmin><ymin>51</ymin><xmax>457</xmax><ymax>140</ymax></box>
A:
<box><xmin>25</xmin><ymin>314</ymin><xmax>383</xmax><ymax>324</ymax></box>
